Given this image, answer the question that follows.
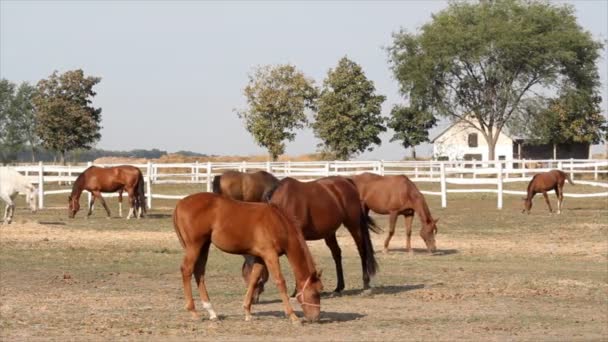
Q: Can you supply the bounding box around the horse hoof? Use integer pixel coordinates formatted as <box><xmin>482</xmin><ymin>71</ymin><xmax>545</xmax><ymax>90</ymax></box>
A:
<box><xmin>362</xmin><ymin>288</ymin><xmax>373</xmax><ymax>296</ymax></box>
<box><xmin>244</xmin><ymin>315</ymin><xmax>253</xmax><ymax>322</ymax></box>
<box><xmin>291</xmin><ymin>317</ymin><xmax>302</xmax><ymax>326</ymax></box>
<box><xmin>382</xmin><ymin>248</ymin><xmax>389</xmax><ymax>254</ymax></box>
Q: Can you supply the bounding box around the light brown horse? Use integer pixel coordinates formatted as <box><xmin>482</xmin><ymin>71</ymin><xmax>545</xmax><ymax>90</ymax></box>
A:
<box><xmin>212</xmin><ymin>170</ymin><xmax>278</xmax><ymax>202</ymax></box>
<box><xmin>68</xmin><ymin>165</ymin><xmax>146</xmax><ymax>219</ymax></box>
<box><xmin>523</xmin><ymin>169</ymin><xmax>574</xmax><ymax>214</ymax></box>
<box><xmin>213</xmin><ymin>170</ymin><xmax>276</xmax><ymax>303</ymax></box>
<box><xmin>351</xmin><ymin>172</ymin><xmax>438</xmax><ymax>254</ymax></box>
<box><xmin>244</xmin><ymin>176</ymin><xmax>380</xmax><ymax>296</ymax></box>
<box><xmin>173</xmin><ymin>192</ymin><xmax>323</xmax><ymax>323</ymax></box>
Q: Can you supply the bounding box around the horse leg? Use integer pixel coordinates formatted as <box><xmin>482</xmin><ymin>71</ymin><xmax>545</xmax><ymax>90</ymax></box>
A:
<box><xmin>126</xmin><ymin>189</ymin><xmax>136</xmax><ymax>220</ymax></box>
<box><xmin>344</xmin><ymin>223</ymin><xmax>372</xmax><ymax>290</ymax></box>
<box><xmin>242</xmin><ymin>259</ymin><xmax>265</xmax><ymax>321</ymax></box>
<box><xmin>118</xmin><ymin>190</ymin><xmax>123</xmax><ymax>217</ymax></box>
<box><xmin>193</xmin><ymin>241</ymin><xmax>217</xmax><ymax>320</ymax></box>
<box><xmin>181</xmin><ymin>244</ymin><xmax>203</xmax><ymax>320</ymax></box>
<box><xmin>556</xmin><ymin>186</ymin><xmax>564</xmax><ymax>214</ymax></box>
<box><xmin>262</xmin><ymin>254</ymin><xmax>300</xmax><ymax>324</ymax></box>
<box><xmin>382</xmin><ymin>211</ymin><xmax>398</xmax><ymax>254</ymax></box>
<box><xmin>97</xmin><ymin>193</ymin><xmax>112</xmax><ymax>218</ymax></box>
<box><xmin>324</xmin><ymin>233</ymin><xmax>344</xmax><ymax>293</ymax></box>
<box><xmin>86</xmin><ymin>193</ymin><xmax>97</xmax><ymax>218</ymax></box>
<box><xmin>542</xmin><ymin>191</ymin><xmax>553</xmax><ymax>213</ymax></box>
<box><xmin>404</xmin><ymin>213</ymin><xmax>414</xmax><ymax>254</ymax></box>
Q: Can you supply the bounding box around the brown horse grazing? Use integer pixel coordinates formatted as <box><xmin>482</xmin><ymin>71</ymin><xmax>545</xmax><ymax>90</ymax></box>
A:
<box><xmin>350</xmin><ymin>172</ymin><xmax>438</xmax><ymax>254</ymax></box>
<box><xmin>212</xmin><ymin>170</ymin><xmax>279</xmax><ymax>202</ymax></box>
<box><xmin>523</xmin><ymin>170</ymin><xmax>574</xmax><ymax>214</ymax></box>
<box><xmin>173</xmin><ymin>192</ymin><xmax>323</xmax><ymax>323</ymax></box>
<box><xmin>213</xmin><ymin>170</ymin><xmax>278</xmax><ymax>302</ymax></box>
<box><xmin>68</xmin><ymin>165</ymin><xmax>146</xmax><ymax>219</ymax></box>
<box><xmin>244</xmin><ymin>176</ymin><xmax>380</xmax><ymax>296</ymax></box>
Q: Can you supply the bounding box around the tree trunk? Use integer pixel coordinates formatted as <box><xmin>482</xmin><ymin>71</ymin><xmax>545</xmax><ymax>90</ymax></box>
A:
<box><xmin>410</xmin><ymin>147</ymin><xmax>417</xmax><ymax>160</ymax></box>
<box><xmin>487</xmin><ymin>138</ymin><xmax>496</xmax><ymax>161</ymax></box>
<box><xmin>60</xmin><ymin>150</ymin><xmax>67</xmax><ymax>165</ymax></box>
<box><xmin>553</xmin><ymin>143</ymin><xmax>557</xmax><ymax>160</ymax></box>
<box><xmin>30</xmin><ymin>146</ymin><xmax>36</xmax><ymax>163</ymax></box>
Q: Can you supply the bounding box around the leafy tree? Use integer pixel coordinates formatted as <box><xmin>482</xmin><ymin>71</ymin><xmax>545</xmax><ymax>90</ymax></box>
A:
<box><xmin>237</xmin><ymin>64</ymin><xmax>317</xmax><ymax>161</ymax></box>
<box><xmin>0</xmin><ymin>79</ymin><xmax>30</xmax><ymax>164</ymax></box>
<box><xmin>509</xmin><ymin>88</ymin><xmax>606</xmax><ymax>158</ymax></box>
<box><xmin>11</xmin><ymin>83</ymin><xmax>39</xmax><ymax>162</ymax></box>
<box><xmin>388</xmin><ymin>104</ymin><xmax>437</xmax><ymax>159</ymax></box>
<box><xmin>312</xmin><ymin>57</ymin><xmax>386</xmax><ymax>160</ymax></box>
<box><xmin>33</xmin><ymin>70</ymin><xmax>102</xmax><ymax>164</ymax></box>
<box><xmin>388</xmin><ymin>0</ymin><xmax>604</xmax><ymax>160</ymax></box>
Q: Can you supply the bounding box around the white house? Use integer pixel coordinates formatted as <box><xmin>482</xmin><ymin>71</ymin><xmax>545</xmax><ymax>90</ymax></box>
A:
<box><xmin>432</xmin><ymin>119</ymin><xmax>514</xmax><ymax>163</ymax></box>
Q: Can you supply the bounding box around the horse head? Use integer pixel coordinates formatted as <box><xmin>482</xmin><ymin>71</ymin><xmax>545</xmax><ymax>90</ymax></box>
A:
<box><xmin>25</xmin><ymin>185</ymin><xmax>38</xmax><ymax>213</ymax></box>
<box><xmin>421</xmin><ymin>218</ymin><xmax>439</xmax><ymax>253</ymax></box>
<box><xmin>522</xmin><ymin>197</ymin><xmax>532</xmax><ymax>214</ymax></box>
<box><xmin>68</xmin><ymin>195</ymin><xmax>80</xmax><ymax>218</ymax></box>
<box><xmin>296</xmin><ymin>270</ymin><xmax>323</xmax><ymax>322</ymax></box>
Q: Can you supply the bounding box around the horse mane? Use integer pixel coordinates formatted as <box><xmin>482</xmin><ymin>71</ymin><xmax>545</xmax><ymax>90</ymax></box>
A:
<box><xmin>267</xmin><ymin>203</ymin><xmax>315</xmax><ymax>272</ymax></box>
<box><xmin>262</xmin><ymin>177</ymin><xmax>289</xmax><ymax>202</ymax></box>
<box><xmin>70</xmin><ymin>168</ymin><xmax>89</xmax><ymax>198</ymax></box>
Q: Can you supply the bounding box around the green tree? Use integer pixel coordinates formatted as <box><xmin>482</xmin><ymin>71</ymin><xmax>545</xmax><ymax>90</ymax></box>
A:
<box><xmin>0</xmin><ymin>79</ymin><xmax>28</xmax><ymax>164</ymax></box>
<box><xmin>237</xmin><ymin>64</ymin><xmax>317</xmax><ymax>160</ymax></box>
<box><xmin>12</xmin><ymin>83</ymin><xmax>39</xmax><ymax>162</ymax></box>
<box><xmin>312</xmin><ymin>57</ymin><xmax>386</xmax><ymax>160</ymax></box>
<box><xmin>388</xmin><ymin>0</ymin><xmax>604</xmax><ymax>160</ymax></box>
<box><xmin>388</xmin><ymin>104</ymin><xmax>437</xmax><ymax>159</ymax></box>
<box><xmin>509</xmin><ymin>89</ymin><xmax>606</xmax><ymax>158</ymax></box>
<box><xmin>33</xmin><ymin>70</ymin><xmax>102</xmax><ymax>164</ymax></box>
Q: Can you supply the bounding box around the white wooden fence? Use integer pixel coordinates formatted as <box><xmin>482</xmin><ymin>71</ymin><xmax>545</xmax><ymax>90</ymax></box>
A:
<box><xmin>13</xmin><ymin>159</ymin><xmax>608</xmax><ymax>210</ymax></box>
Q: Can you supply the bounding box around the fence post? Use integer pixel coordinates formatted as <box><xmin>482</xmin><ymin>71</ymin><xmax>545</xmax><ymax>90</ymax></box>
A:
<box><xmin>570</xmin><ymin>158</ymin><xmax>574</xmax><ymax>181</ymax></box>
<box><xmin>37</xmin><ymin>161</ymin><xmax>44</xmax><ymax>209</ymax></box>
<box><xmin>206</xmin><ymin>162</ymin><xmax>212</xmax><ymax>192</ymax></box>
<box><xmin>287</xmin><ymin>161</ymin><xmax>291</xmax><ymax>175</ymax></box>
<box><xmin>430</xmin><ymin>161</ymin><xmax>434</xmax><ymax>179</ymax></box>
<box><xmin>594</xmin><ymin>164</ymin><xmax>598</xmax><ymax>181</ymax></box>
<box><xmin>497</xmin><ymin>161</ymin><xmax>503</xmax><ymax>209</ymax></box>
<box><xmin>325</xmin><ymin>162</ymin><xmax>330</xmax><ymax>177</ymax></box>
<box><xmin>146</xmin><ymin>161</ymin><xmax>152</xmax><ymax>209</ymax></box>
<box><xmin>558</xmin><ymin>160</ymin><xmax>563</xmax><ymax>171</ymax></box>
<box><xmin>414</xmin><ymin>165</ymin><xmax>419</xmax><ymax>179</ymax></box>
<box><xmin>472</xmin><ymin>162</ymin><xmax>477</xmax><ymax>179</ymax></box>
<box><xmin>87</xmin><ymin>161</ymin><xmax>93</xmax><ymax>208</ymax></box>
<box><xmin>380</xmin><ymin>160</ymin><xmax>385</xmax><ymax>176</ymax></box>
<box><xmin>440</xmin><ymin>162</ymin><xmax>447</xmax><ymax>208</ymax></box>
<box><xmin>522</xmin><ymin>159</ymin><xmax>526</xmax><ymax>178</ymax></box>
<box><xmin>266</xmin><ymin>161</ymin><xmax>271</xmax><ymax>173</ymax></box>
<box><xmin>191</xmin><ymin>162</ymin><xmax>197</xmax><ymax>182</ymax></box>
<box><xmin>242</xmin><ymin>161</ymin><xmax>247</xmax><ymax>173</ymax></box>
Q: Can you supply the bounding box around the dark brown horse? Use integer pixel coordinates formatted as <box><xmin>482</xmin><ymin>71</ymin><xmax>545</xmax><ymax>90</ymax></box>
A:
<box><xmin>212</xmin><ymin>170</ymin><xmax>278</xmax><ymax>202</ymax></box>
<box><xmin>523</xmin><ymin>169</ymin><xmax>574</xmax><ymax>214</ymax></box>
<box><xmin>351</xmin><ymin>172</ymin><xmax>438</xmax><ymax>254</ymax></box>
<box><xmin>244</xmin><ymin>176</ymin><xmax>380</xmax><ymax>296</ymax></box>
<box><xmin>213</xmin><ymin>170</ymin><xmax>277</xmax><ymax>302</ymax></box>
<box><xmin>173</xmin><ymin>192</ymin><xmax>323</xmax><ymax>323</ymax></box>
<box><xmin>68</xmin><ymin>165</ymin><xmax>146</xmax><ymax>219</ymax></box>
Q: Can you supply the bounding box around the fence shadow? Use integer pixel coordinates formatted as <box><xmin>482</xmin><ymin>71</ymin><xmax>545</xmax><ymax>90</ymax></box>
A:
<box><xmin>384</xmin><ymin>248</ymin><xmax>458</xmax><ymax>256</ymax></box>
<box><xmin>37</xmin><ymin>221</ymin><xmax>66</xmax><ymax>225</ymax></box>
<box><xmin>145</xmin><ymin>213</ymin><xmax>173</xmax><ymax>219</ymax></box>
<box><xmin>338</xmin><ymin>283</ymin><xmax>425</xmax><ymax>297</ymax></box>
<box><xmin>254</xmin><ymin>310</ymin><xmax>365</xmax><ymax>323</ymax></box>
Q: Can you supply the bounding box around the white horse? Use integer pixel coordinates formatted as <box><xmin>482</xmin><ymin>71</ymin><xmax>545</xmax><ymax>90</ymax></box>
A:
<box><xmin>0</xmin><ymin>167</ymin><xmax>38</xmax><ymax>224</ymax></box>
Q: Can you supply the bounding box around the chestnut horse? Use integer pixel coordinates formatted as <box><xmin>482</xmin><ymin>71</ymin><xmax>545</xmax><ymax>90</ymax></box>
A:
<box><xmin>350</xmin><ymin>172</ymin><xmax>438</xmax><ymax>254</ymax></box>
<box><xmin>212</xmin><ymin>170</ymin><xmax>278</xmax><ymax>202</ymax></box>
<box><xmin>68</xmin><ymin>165</ymin><xmax>146</xmax><ymax>219</ymax></box>
<box><xmin>523</xmin><ymin>169</ymin><xmax>574</xmax><ymax>214</ymax></box>
<box><xmin>244</xmin><ymin>176</ymin><xmax>380</xmax><ymax>297</ymax></box>
<box><xmin>213</xmin><ymin>170</ymin><xmax>276</xmax><ymax>302</ymax></box>
<box><xmin>173</xmin><ymin>192</ymin><xmax>323</xmax><ymax>323</ymax></box>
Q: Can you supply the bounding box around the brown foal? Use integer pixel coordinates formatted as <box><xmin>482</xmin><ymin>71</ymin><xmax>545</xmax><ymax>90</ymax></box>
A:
<box><xmin>523</xmin><ymin>169</ymin><xmax>574</xmax><ymax>214</ymax></box>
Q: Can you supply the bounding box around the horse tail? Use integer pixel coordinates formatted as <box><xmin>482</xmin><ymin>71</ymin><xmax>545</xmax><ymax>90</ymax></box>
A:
<box><xmin>212</xmin><ymin>175</ymin><xmax>222</xmax><ymax>194</ymax></box>
<box><xmin>359</xmin><ymin>208</ymin><xmax>380</xmax><ymax>278</ymax></box>
<box><xmin>137</xmin><ymin>170</ymin><xmax>147</xmax><ymax>214</ymax></box>
<box><xmin>172</xmin><ymin>207</ymin><xmax>186</xmax><ymax>249</ymax></box>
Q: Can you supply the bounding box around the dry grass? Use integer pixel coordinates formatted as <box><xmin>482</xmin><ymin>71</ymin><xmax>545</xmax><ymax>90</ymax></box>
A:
<box><xmin>1</xmin><ymin>186</ymin><xmax>607</xmax><ymax>341</ymax></box>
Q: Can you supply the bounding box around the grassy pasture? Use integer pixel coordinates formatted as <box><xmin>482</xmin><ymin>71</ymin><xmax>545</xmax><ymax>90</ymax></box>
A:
<box><xmin>0</xmin><ymin>182</ymin><xmax>606</xmax><ymax>341</ymax></box>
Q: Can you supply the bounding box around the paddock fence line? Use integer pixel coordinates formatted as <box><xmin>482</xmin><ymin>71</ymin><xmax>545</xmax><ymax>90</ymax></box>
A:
<box><xmin>12</xmin><ymin>159</ymin><xmax>608</xmax><ymax>210</ymax></box>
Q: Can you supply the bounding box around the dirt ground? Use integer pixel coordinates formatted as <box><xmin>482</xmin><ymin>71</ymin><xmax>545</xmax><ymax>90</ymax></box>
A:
<box><xmin>0</xmin><ymin>186</ymin><xmax>607</xmax><ymax>341</ymax></box>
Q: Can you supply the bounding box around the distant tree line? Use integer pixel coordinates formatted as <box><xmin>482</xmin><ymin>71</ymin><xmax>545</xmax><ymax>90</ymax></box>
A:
<box><xmin>238</xmin><ymin>0</ymin><xmax>607</xmax><ymax>161</ymax></box>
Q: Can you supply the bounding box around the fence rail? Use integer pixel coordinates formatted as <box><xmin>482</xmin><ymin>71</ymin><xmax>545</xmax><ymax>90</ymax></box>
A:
<box><xmin>12</xmin><ymin>159</ymin><xmax>608</xmax><ymax>210</ymax></box>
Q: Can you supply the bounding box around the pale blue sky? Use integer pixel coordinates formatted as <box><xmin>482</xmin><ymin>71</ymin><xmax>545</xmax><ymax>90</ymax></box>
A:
<box><xmin>1</xmin><ymin>0</ymin><xmax>606</xmax><ymax>159</ymax></box>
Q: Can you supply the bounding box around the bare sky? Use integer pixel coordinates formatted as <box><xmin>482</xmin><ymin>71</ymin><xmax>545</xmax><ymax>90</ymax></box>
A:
<box><xmin>1</xmin><ymin>0</ymin><xmax>606</xmax><ymax>159</ymax></box>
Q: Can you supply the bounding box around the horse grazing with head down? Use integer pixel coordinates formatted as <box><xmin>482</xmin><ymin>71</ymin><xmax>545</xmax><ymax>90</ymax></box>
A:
<box><xmin>350</xmin><ymin>172</ymin><xmax>438</xmax><ymax>254</ymax></box>
<box><xmin>212</xmin><ymin>170</ymin><xmax>279</xmax><ymax>202</ymax></box>
<box><xmin>0</xmin><ymin>167</ymin><xmax>38</xmax><ymax>224</ymax></box>
<box><xmin>243</xmin><ymin>176</ymin><xmax>380</xmax><ymax>297</ymax></box>
<box><xmin>68</xmin><ymin>165</ymin><xmax>146</xmax><ymax>219</ymax></box>
<box><xmin>523</xmin><ymin>169</ymin><xmax>574</xmax><ymax>214</ymax></box>
<box><xmin>173</xmin><ymin>192</ymin><xmax>323</xmax><ymax>323</ymax></box>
